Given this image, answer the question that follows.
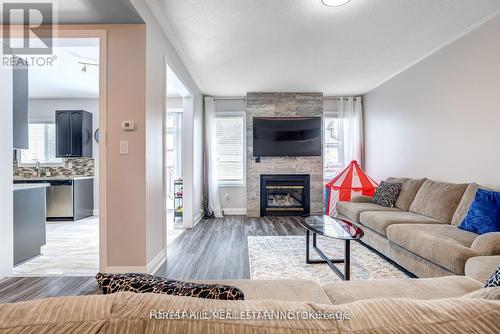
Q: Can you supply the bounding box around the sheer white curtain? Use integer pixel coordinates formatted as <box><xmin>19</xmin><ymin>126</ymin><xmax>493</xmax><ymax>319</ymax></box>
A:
<box><xmin>337</xmin><ymin>97</ymin><xmax>364</xmax><ymax>166</ymax></box>
<box><xmin>204</xmin><ymin>97</ymin><xmax>223</xmax><ymax>218</ymax></box>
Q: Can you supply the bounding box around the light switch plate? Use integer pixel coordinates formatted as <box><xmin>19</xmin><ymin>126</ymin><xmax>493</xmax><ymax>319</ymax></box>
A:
<box><xmin>119</xmin><ymin>141</ymin><xmax>129</xmax><ymax>155</ymax></box>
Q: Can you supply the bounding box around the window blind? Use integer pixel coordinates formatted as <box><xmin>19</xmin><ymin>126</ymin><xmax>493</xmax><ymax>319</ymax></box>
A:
<box><xmin>20</xmin><ymin>123</ymin><xmax>63</xmax><ymax>165</ymax></box>
<box><xmin>215</xmin><ymin>116</ymin><xmax>244</xmax><ymax>184</ymax></box>
<box><xmin>324</xmin><ymin>116</ymin><xmax>343</xmax><ymax>180</ymax></box>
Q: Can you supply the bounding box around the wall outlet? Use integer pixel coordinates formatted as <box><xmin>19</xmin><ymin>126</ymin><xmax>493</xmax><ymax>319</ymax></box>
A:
<box><xmin>225</xmin><ymin>193</ymin><xmax>230</xmax><ymax>201</ymax></box>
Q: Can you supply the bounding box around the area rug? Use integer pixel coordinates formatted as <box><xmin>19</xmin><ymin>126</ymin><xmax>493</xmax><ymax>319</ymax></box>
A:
<box><xmin>248</xmin><ymin>236</ymin><xmax>409</xmax><ymax>284</ymax></box>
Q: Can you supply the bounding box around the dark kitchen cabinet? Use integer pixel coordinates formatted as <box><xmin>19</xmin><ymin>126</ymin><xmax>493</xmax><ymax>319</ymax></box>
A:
<box><xmin>14</xmin><ymin>186</ymin><xmax>47</xmax><ymax>266</ymax></box>
<box><xmin>13</xmin><ymin>60</ymin><xmax>29</xmax><ymax>150</ymax></box>
<box><xmin>56</xmin><ymin>110</ymin><xmax>93</xmax><ymax>158</ymax></box>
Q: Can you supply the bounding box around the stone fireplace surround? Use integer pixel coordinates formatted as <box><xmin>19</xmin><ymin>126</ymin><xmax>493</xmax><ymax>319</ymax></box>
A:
<box><xmin>246</xmin><ymin>92</ymin><xmax>323</xmax><ymax>217</ymax></box>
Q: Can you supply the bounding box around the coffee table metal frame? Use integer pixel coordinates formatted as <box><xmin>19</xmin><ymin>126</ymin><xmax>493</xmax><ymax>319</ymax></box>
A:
<box><xmin>305</xmin><ymin>229</ymin><xmax>351</xmax><ymax>280</ymax></box>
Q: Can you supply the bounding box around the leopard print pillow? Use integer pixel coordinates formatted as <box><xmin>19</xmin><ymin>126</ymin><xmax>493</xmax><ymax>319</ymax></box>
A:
<box><xmin>484</xmin><ymin>266</ymin><xmax>500</xmax><ymax>288</ymax></box>
<box><xmin>372</xmin><ymin>181</ymin><xmax>403</xmax><ymax>207</ymax></box>
<box><xmin>95</xmin><ymin>273</ymin><xmax>245</xmax><ymax>300</ymax></box>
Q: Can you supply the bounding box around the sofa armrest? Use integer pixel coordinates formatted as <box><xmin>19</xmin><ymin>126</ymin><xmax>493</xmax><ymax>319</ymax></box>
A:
<box><xmin>350</xmin><ymin>196</ymin><xmax>373</xmax><ymax>204</ymax></box>
<box><xmin>471</xmin><ymin>232</ymin><xmax>500</xmax><ymax>255</ymax></box>
<box><xmin>465</xmin><ymin>256</ymin><xmax>500</xmax><ymax>284</ymax></box>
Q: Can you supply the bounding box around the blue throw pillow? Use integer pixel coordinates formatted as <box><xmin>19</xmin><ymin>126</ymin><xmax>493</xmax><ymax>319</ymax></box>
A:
<box><xmin>459</xmin><ymin>189</ymin><xmax>500</xmax><ymax>234</ymax></box>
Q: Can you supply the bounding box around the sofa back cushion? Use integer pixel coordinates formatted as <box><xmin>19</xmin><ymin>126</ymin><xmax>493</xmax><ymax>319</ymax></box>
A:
<box><xmin>1</xmin><ymin>291</ymin><xmax>500</xmax><ymax>334</ymax></box>
<box><xmin>409</xmin><ymin>180</ymin><xmax>468</xmax><ymax>223</ymax></box>
<box><xmin>451</xmin><ymin>184</ymin><xmax>499</xmax><ymax>226</ymax></box>
<box><xmin>387</xmin><ymin>177</ymin><xmax>426</xmax><ymax>211</ymax></box>
<box><xmin>451</xmin><ymin>183</ymin><xmax>479</xmax><ymax>226</ymax></box>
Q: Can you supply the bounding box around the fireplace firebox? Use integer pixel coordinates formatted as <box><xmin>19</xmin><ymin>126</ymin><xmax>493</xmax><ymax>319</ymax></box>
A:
<box><xmin>260</xmin><ymin>174</ymin><xmax>310</xmax><ymax>216</ymax></box>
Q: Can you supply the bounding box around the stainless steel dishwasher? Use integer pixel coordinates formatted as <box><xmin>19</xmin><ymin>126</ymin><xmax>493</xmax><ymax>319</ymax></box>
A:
<box><xmin>46</xmin><ymin>180</ymin><xmax>73</xmax><ymax>219</ymax></box>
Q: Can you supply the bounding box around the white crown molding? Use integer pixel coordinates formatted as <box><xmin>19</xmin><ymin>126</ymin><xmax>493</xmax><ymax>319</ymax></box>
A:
<box><xmin>365</xmin><ymin>8</ymin><xmax>500</xmax><ymax>94</ymax></box>
<box><xmin>145</xmin><ymin>0</ymin><xmax>206</xmax><ymax>93</ymax></box>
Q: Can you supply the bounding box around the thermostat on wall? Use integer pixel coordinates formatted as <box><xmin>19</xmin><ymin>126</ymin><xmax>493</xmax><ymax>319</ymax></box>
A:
<box><xmin>122</xmin><ymin>121</ymin><xmax>135</xmax><ymax>131</ymax></box>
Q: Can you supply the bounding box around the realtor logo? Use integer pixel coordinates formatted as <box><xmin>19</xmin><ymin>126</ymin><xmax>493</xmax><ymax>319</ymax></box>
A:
<box><xmin>2</xmin><ymin>1</ymin><xmax>53</xmax><ymax>55</ymax></box>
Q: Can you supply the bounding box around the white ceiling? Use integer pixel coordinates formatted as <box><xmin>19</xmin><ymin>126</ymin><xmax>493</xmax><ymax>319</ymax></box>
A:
<box><xmin>28</xmin><ymin>38</ymin><xmax>100</xmax><ymax>99</ymax></box>
<box><xmin>154</xmin><ymin>0</ymin><xmax>500</xmax><ymax>96</ymax></box>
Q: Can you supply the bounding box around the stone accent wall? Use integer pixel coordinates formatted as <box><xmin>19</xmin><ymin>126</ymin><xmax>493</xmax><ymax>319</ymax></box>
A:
<box><xmin>246</xmin><ymin>92</ymin><xmax>323</xmax><ymax>217</ymax></box>
<box><xmin>14</xmin><ymin>158</ymin><xmax>95</xmax><ymax>178</ymax></box>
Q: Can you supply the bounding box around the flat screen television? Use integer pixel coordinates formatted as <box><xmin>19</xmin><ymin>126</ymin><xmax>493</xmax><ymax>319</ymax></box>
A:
<box><xmin>253</xmin><ymin>117</ymin><xmax>321</xmax><ymax>157</ymax></box>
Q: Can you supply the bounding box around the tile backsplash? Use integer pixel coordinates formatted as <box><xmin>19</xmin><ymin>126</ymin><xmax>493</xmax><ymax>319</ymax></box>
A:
<box><xmin>13</xmin><ymin>157</ymin><xmax>95</xmax><ymax>178</ymax></box>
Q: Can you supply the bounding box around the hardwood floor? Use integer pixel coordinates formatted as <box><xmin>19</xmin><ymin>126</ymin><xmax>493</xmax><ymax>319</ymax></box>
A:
<box><xmin>0</xmin><ymin>277</ymin><xmax>99</xmax><ymax>303</ymax></box>
<box><xmin>157</xmin><ymin>216</ymin><xmax>304</xmax><ymax>279</ymax></box>
<box><xmin>0</xmin><ymin>216</ymin><xmax>305</xmax><ymax>303</ymax></box>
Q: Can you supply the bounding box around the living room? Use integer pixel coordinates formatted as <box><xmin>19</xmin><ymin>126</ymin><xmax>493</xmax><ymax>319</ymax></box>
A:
<box><xmin>0</xmin><ymin>0</ymin><xmax>499</xmax><ymax>333</ymax></box>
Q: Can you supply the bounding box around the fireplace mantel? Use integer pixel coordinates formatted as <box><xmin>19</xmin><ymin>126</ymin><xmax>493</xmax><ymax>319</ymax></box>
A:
<box><xmin>246</xmin><ymin>92</ymin><xmax>324</xmax><ymax>217</ymax></box>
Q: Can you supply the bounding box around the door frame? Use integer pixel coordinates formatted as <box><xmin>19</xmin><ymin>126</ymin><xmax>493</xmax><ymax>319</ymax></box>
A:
<box><xmin>164</xmin><ymin>59</ymin><xmax>195</xmax><ymax>250</ymax></box>
<box><xmin>5</xmin><ymin>26</ymin><xmax>109</xmax><ymax>272</ymax></box>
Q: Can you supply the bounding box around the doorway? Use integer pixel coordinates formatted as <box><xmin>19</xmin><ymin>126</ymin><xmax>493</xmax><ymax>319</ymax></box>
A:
<box><xmin>165</xmin><ymin>65</ymin><xmax>192</xmax><ymax>247</ymax></box>
<box><xmin>11</xmin><ymin>37</ymin><xmax>102</xmax><ymax>276</ymax></box>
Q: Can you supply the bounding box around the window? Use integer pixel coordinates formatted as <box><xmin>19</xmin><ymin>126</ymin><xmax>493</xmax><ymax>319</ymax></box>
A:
<box><xmin>324</xmin><ymin>115</ymin><xmax>343</xmax><ymax>181</ymax></box>
<box><xmin>19</xmin><ymin>123</ymin><xmax>64</xmax><ymax>166</ymax></box>
<box><xmin>215</xmin><ymin>114</ymin><xmax>245</xmax><ymax>185</ymax></box>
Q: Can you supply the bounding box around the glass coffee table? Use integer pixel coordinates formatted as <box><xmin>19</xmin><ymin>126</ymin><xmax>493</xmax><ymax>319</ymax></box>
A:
<box><xmin>299</xmin><ymin>215</ymin><xmax>364</xmax><ymax>281</ymax></box>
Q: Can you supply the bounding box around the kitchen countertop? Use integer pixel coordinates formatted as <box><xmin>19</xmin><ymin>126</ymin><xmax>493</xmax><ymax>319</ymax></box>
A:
<box><xmin>13</xmin><ymin>176</ymin><xmax>94</xmax><ymax>181</ymax></box>
<box><xmin>13</xmin><ymin>183</ymin><xmax>51</xmax><ymax>191</ymax></box>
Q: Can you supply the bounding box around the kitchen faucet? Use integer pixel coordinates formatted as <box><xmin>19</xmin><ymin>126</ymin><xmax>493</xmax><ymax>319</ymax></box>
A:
<box><xmin>34</xmin><ymin>161</ymin><xmax>41</xmax><ymax>177</ymax></box>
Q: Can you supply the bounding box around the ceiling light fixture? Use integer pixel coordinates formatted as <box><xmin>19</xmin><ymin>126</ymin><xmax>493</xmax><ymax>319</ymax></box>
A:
<box><xmin>321</xmin><ymin>0</ymin><xmax>351</xmax><ymax>7</ymax></box>
<box><xmin>78</xmin><ymin>61</ymin><xmax>99</xmax><ymax>73</ymax></box>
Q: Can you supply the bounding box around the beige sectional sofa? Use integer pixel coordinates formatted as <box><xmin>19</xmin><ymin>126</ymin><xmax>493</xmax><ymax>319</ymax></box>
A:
<box><xmin>336</xmin><ymin>178</ymin><xmax>500</xmax><ymax>277</ymax></box>
<box><xmin>0</xmin><ymin>256</ymin><xmax>499</xmax><ymax>333</ymax></box>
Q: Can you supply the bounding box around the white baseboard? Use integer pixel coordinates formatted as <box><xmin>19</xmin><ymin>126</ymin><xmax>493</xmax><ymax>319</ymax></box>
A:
<box><xmin>194</xmin><ymin>211</ymin><xmax>203</xmax><ymax>226</ymax></box>
<box><xmin>147</xmin><ymin>249</ymin><xmax>166</xmax><ymax>275</ymax></box>
<box><xmin>105</xmin><ymin>250</ymin><xmax>166</xmax><ymax>274</ymax></box>
<box><xmin>93</xmin><ymin>209</ymin><xmax>99</xmax><ymax>216</ymax></box>
<box><xmin>223</xmin><ymin>208</ymin><xmax>247</xmax><ymax>215</ymax></box>
<box><xmin>105</xmin><ymin>266</ymin><xmax>148</xmax><ymax>273</ymax></box>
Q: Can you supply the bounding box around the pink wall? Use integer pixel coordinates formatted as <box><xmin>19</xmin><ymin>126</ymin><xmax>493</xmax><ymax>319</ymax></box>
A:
<box><xmin>52</xmin><ymin>25</ymin><xmax>149</xmax><ymax>268</ymax></box>
<box><xmin>105</xmin><ymin>25</ymin><xmax>148</xmax><ymax>267</ymax></box>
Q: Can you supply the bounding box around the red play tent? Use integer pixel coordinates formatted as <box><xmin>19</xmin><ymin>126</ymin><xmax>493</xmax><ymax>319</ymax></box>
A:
<box><xmin>325</xmin><ymin>160</ymin><xmax>378</xmax><ymax>216</ymax></box>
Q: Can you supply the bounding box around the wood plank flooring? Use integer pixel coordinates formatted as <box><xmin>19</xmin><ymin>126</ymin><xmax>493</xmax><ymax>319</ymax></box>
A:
<box><xmin>0</xmin><ymin>216</ymin><xmax>305</xmax><ymax>303</ymax></box>
<box><xmin>157</xmin><ymin>216</ymin><xmax>304</xmax><ymax>279</ymax></box>
<box><xmin>0</xmin><ymin>277</ymin><xmax>100</xmax><ymax>303</ymax></box>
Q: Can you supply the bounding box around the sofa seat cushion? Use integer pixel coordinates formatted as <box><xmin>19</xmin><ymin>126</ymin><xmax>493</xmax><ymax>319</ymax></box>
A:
<box><xmin>194</xmin><ymin>279</ymin><xmax>333</xmax><ymax>304</ymax></box>
<box><xmin>387</xmin><ymin>224</ymin><xmax>479</xmax><ymax>274</ymax></box>
<box><xmin>409</xmin><ymin>180</ymin><xmax>468</xmax><ymax>223</ymax></box>
<box><xmin>359</xmin><ymin>211</ymin><xmax>444</xmax><ymax>236</ymax></box>
<box><xmin>322</xmin><ymin>276</ymin><xmax>482</xmax><ymax>304</ymax></box>
<box><xmin>336</xmin><ymin>202</ymin><xmax>402</xmax><ymax>223</ymax></box>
